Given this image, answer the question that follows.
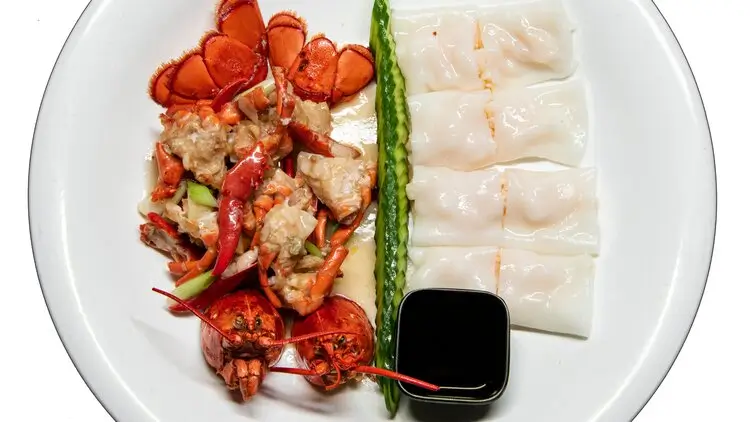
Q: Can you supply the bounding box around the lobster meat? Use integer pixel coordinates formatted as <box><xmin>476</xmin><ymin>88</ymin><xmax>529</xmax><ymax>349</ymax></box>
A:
<box><xmin>291</xmin><ymin>295</ymin><xmax>440</xmax><ymax>392</ymax></box>
<box><xmin>139</xmin><ymin>212</ymin><xmax>199</xmax><ymax>263</ymax></box>
<box><xmin>148</xmin><ymin>0</ymin><xmax>375</xmax><ymax>110</ymax></box>
<box><xmin>153</xmin><ymin>288</ymin><xmax>353</xmax><ymax>401</ymax></box>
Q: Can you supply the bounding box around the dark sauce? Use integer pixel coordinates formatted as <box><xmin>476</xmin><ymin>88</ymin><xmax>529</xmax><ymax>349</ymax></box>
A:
<box><xmin>395</xmin><ymin>288</ymin><xmax>510</xmax><ymax>404</ymax></box>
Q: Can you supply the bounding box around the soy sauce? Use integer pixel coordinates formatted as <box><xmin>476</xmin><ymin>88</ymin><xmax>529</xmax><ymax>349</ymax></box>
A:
<box><xmin>395</xmin><ymin>288</ymin><xmax>510</xmax><ymax>404</ymax></box>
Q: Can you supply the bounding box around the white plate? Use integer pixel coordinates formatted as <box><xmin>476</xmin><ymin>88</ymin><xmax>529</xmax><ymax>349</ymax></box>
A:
<box><xmin>28</xmin><ymin>0</ymin><xmax>716</xmax><ymax>421</ymax></box>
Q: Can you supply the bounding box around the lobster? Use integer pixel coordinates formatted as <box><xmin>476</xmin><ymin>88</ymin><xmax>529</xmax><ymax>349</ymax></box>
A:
<box><xmin>212</xmin><ymin>142</ymin><xmax>268</xmax><ymax>277</ymax></box>
<box><xmin>148</xmin><ymin>0</ymin><xmax>375</xmax><ymax>111</ymax></box>
<box><xmin>152</xmin><ymin>288</ymin><xmax>353</xmax><ymax>401</ymax></box>
<box><xmin>291</xmin><ymin>295</ymin><xmax>440</xmax><ymax>392</ymax></box>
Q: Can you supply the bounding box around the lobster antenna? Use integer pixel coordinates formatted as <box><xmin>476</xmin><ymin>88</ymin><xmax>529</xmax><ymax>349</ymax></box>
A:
<box><xmin>151</xmin><ymin>288</ymin><xmax>236</xmax><ymax>344</ymax></box>
<box><xmin>267</xmin><ymin>330</ymin><xmax>358</xmax><ymax>347</ymax></box>
<box><xmin>353</xmin><ymin>366</ymin><xmax>440</xmax><ymax>392</ymax></box>
<box><xmin>269</xmin><ymin>367</ymin><xmax>320</xmax><ymax>377</ymax></box>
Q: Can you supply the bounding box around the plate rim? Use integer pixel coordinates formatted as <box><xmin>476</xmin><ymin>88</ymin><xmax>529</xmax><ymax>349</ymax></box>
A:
<box><xmin>27</xmin><ymin>0</ymin><xmax>717</xmax><ymax>421</ymax></box>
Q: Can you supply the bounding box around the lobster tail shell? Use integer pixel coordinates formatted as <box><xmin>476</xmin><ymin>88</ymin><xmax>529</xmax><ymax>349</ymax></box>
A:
<box><xmin>267</xmin><ymin>11</ymin><xmax>307</xmax><ymax>71</ymax></box>
<box><xmin>148</xmin><ymin>0</ymin><xmax>269</xmax><ymax>108</ymax></box>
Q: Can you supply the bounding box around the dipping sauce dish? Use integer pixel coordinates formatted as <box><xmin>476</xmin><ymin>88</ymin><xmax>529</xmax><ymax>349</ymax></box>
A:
<box><xmin>395</xmin><ymin>288</ymin><xmax>511</xmax><ymax>405</ymax></box>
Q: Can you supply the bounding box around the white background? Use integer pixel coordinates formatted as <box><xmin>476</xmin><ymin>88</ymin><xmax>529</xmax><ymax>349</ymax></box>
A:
<box><xmin>3</xmin><ymin>0</ymin><xmax>746</xmax><ymax>421</ymax></box>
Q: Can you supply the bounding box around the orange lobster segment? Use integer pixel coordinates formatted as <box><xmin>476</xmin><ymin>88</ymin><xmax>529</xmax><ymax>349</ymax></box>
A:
<box><xmin>150</xmin><ymin>64</ymin><xmax>197</xmax><ymax>107</ymax></box>
<box><xmin>150</xmin><ymin>64</ymin><xmax>176</xmax><ymax>106</ymax></box>
<box><xmin>148</xmin><ymin>0</ymin><xmax>376</xmax><ymax>110</ymax></box>
<box><xmin>171</xmin><ymin>53</ymin><xmax>220</xmax><ymax>100</ymax></box>
<box><xmin>217</xmin><ymin>0</ymin><xmax>267</xmax><ymax>54</ymax></box>
<box><xmin>217</xmin><ymin>0</ymin><xmax>245</xmax><ymax>16</ymax></box>
<box><xmin>211</xmin><ymin>78</ymin><xmax>248</xmax><ymax>111</ymax></box>
<box><xmin>202</xmin><ymin>33</ymin><xmax>259</xmax><ymax>88</ymax></box>
<box><xmin>271</xmin><ymin>66</ymin><xmax>295</xmax><ymax>122</ymax></box>
<box><xmin>151</xmin><ymin>142</ymin><xmax>185</xmax><ymax>201</ymax></box>
<box><xmin>332</xmin><ymin>45</ymin><xmax>376</xmax><ymax>104</ymax></box>
<box><xmin>288</xmin><ymin>35</ymin><xmax>339</xmax><ymax>103</ymax></box>
<box><xmin>267</xmin><ymin>12</ymin><xmax>307</xmax><ymax>71</ymax></box>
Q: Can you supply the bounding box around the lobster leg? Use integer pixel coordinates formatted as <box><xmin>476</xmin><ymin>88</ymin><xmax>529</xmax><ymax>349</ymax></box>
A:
<box><xmin>330</xmin><ymin>181</ymin><xmax>374</xmax><ymax>248</ymax></box>
<box><xmin>151</xmin><ymin>142</ymin><xmax>184</xmax><ymax>201</ymax></box>
<box><xmin>310</xmin><ymin>245</ymin><xmax>348</xmax><ymax>298</ymax></box>
<box><xmin>271</xmin><ymin>66</ymin><xmax>296</xmax><ymax>123</ymax></box>
<box><xmin>218</xmin><ymin>358</ymin><xmax>266</xmax><ymax>401</ymax></box>
<box><xmin>258</xmin><ymin>244</ymin><xmax>284</xmax><ymax>308</ymax></box>
<box><xmin>286</xmin><ymin>121</ymin><xmax>361</xmax><ymax>158</ymax></box>
<box><xmin>286</xmin><ymin>245</ymin><xmax>349</xmax><ymax>316</ymax></box>
<box><xmin>170</xmin><ymin>248</ymin><xmax>218</xmax><ymax>286</ymax></box>
<box><xmin>313</xmin><ymin>208</ymin><xmax>329</xmax><ymax>249</ymax></box>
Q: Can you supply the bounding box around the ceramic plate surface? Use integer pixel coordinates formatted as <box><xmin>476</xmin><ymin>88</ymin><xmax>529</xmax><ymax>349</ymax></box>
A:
<box><xmin>29</xmin><ymin>0</ymin><xmax>715</xmax><ymax>421</ymax></box>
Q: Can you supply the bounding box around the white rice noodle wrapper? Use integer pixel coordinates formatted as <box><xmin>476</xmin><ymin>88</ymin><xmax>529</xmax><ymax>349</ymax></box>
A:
<box><xmin>406</xmin><ymin>166</ymin><xmax>505</xmax><ymax>247</ymax></box>
<box><xmin>406</xmin><ymin>80</ymin><xmax>588</xmax><ymax>170</ymax></box>
<box><xmin>391</xmin><ymin>7</ymin><xmax>484</xmax><ymax>95</ymax></box>
<box><xmin>407</xmin><ymin>246</ymin><xmax>500</xmax><ymax>293</ymax></box>
<box><xmin>489</xmin><ymin>80</ymin><xmax>588</xmax><ymax>166</ymax></box>
<box><xmin>476</xmin><ymin>0</ymin><xmax>577</xmax><ymax>89</ymax></box>
<box><xmin>502</xmin><ymin>167</ymin><xmax>599</xmax><ymax>255</ymax></box>
<box><xmin>391</xmin><ymin>0</ymin><xmax>576</xmax><ymax>94</ymax></box>
<box><xmin>497</xmin><ymin>248</ymin><xmax>594</xmax><ymax>338</ymax></box>
<box><xmin>408</xmin><ymin>90</ymin><xmax>495</xmax><ymax>170</ymax></box>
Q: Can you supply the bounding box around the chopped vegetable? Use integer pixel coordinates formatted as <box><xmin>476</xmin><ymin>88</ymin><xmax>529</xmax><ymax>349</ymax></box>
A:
<box><xmin>370</xmin><ymin>0</ymin><xmax>411</xmax><ymax>416</ymax></box>
<box><xmin>170</xmin><ymin>264</ymin><xmax>257</xmax><ymax>312</ymax></box>
<box><xmin>187</xmin><ymin>180</ymin><xmax>218</xmax><ymax>208</ymax></box>
<box><xmin>169</xmin><ymin>270</ymin><xmax>216</xmax><ymax>303</ymax></box>
<box><xmin>305</xmin><ymin>241</ymin><xmax>323</xmax><ymax>258</ymax></box>
<box><xmin>169</xmin><ymin>180</ymin><xmax>188</xmax><ymax>204</ymax></box>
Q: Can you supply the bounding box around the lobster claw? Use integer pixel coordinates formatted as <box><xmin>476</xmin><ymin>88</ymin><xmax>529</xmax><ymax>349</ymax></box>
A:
<box><xmin>213</xmin><ymin>144</ymin><xmax>268</xmax><ymax>277</ymax></box>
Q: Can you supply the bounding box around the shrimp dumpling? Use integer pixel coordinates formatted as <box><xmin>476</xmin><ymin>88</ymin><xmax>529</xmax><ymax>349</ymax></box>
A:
<box><xmin>408</xmin><ymin>90</ymin><xmax>495</xmax><ymax>171</ymax></box>
<box><xmin>391</xmin><ymin>8</ymin><xmax>484</xmax><ymax>95</ymax></box>
<box><xmin>498</xmin><ymin>249</ymin><xmax>594</xmax><ymax>338</ymax></box>
<box><xmin>489</xmin><ymin>80</ymin><xmax>588</xmax><ymax>166</ymax></box>
<box><xmin>502</xmin><ymin>168</ymin><xmax>599</xmax><ymax>255</ymax></box>
<box><xmin>407</xmin><ymin>166</ymin><xmax>505</xmax><ymax>247</ymax></box>
<box><xmin>408</xmin><ymin>246</ymin><xmax>500</xmax><ymax>293</ymax></box>
<box><xmin>476</xmin><ymin>0</ymin><xmax>577</xmax><ymax>89</ymax></box>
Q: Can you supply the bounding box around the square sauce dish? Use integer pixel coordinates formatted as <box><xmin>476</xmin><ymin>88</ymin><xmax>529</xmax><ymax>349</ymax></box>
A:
<box><xmin>395</xmin><ymin>288</ymin><xmax>511</xmax><ymax>405</ymax></box>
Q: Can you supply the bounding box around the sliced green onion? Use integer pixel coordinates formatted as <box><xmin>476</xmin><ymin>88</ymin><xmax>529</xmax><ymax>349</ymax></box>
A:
<box><xmin>171</xmin><ymin>271</ymin><xmax>216</xmax><ymax>302</ymax></box>
<box><xmin>305</xmin><ymin>241</ymin><xmax>323</xmax><ymax>258</ymax></box>
<box><xmin>187</xmin><ymin>180</ymin><xmax>217</xmax><ymax>208</ymax></box>
<box><xmin>168</xmin><ymin>180</ymin><xmax>188</xmax><ymax>204</ymax></box>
